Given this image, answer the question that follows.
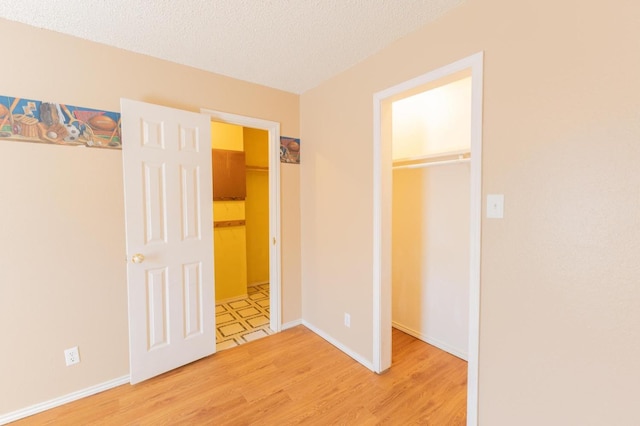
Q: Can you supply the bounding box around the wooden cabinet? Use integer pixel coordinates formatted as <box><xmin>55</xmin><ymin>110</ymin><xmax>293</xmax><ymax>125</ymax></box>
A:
<box><xmin>212</xmin><ymin>149</ymin><xmax>246</xmax><ymax>200</ymax></box>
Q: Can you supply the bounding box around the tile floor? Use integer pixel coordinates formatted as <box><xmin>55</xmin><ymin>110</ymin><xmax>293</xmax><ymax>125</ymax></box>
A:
<box><xmin>215</xmin><ymin>283</ymin><xmax>273</xmax><ymax>351</ymax></box>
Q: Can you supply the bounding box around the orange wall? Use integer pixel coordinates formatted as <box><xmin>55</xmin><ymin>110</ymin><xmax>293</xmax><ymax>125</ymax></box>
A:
<box><xmin>300</xmin><ymin>0</ymin><xmax>640</xmax><ymax>424</ymax></box>
<box><xmin>0</xmin><ymin>18</ymin><xmax>299</xmax><ymax>416</ymax></box>
<box><xmin>243</xmin><ymin>127</ymin><xmax>270</xmax><ymax>286</ymax></box>
<box><xmin>211</xmin><ymin>122</ymin><xmax>247</xmax><ymax>301</ymax></box>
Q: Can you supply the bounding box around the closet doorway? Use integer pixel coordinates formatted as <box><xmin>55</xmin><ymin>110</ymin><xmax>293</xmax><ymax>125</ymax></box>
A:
<box><xmin>210</xmin><ymin>122</ymin><xmax>271</xmax><ymax>351</ymax></box>
<box><xmin>372</xmin><ymin>52</ymin><xmax>483</xmax><ymax>423</ymax></box>
<box><xmin>391</xmin><ymin>74</ymin><xmax>472</xmax><ymax>360</ymax></box>
<box><xmin>202</xmin><ymin>109</ymin><xmax>282</xmax><ymax>352</ymax></box>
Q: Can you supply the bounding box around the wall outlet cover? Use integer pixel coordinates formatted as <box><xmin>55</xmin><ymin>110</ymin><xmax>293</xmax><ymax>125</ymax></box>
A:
<box><xmin>64</xmin><ymin>346</ymin><xmax>80</xmax><ymax>366</ymax></box>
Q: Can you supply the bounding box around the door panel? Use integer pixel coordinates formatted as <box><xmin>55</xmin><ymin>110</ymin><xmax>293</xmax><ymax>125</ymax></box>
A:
<box><xmin>183</xmin><ymin>261</ymin><xmax>203</xmax><ymax>338</ymax></box>
<box><xmin>180</xmin><ymin>164</ymin><xmax>201</xmax><ymax>241</ymax></box>
<box><xmin>122</xmin><ymin>99</ymin><xmax>214</xmax><ymax>384</ymax></box>
<box><xmin>143</xmin><ymin>161</ymin><xmax>167</xmax><ymax>244</ymax></box>
<box><xmin>147</xmin><ymin>267</ymin><xmax>169</xmax><ymax>349</ymax></box>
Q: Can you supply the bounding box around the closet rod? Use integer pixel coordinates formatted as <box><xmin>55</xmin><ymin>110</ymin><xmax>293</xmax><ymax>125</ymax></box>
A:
<box><xmin>393</xmin><ymin>149</ymin><xmax>470</xmax><ymax>164</ymax></box>
<box><xmin>392</xmin><ymin>157</ymin><xmax>470</xmax><ymax>170</ymax></box>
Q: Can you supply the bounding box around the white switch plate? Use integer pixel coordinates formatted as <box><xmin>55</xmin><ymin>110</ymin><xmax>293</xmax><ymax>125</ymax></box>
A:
<box><xmin>344</xmin><ymin>313</ymin><xmax>351</xmax><ymax>328</ymax></box>
<box><xmin>487</xmin><ymin>194</ymin><xmax>504</xmax><ymax>218</ymax></box>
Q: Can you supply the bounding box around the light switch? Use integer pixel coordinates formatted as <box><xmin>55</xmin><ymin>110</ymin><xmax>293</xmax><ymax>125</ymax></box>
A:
<box><xmin>487</xmin><ymin>194</ymin><xmax>504</xmax><ymax>218</ymax></box>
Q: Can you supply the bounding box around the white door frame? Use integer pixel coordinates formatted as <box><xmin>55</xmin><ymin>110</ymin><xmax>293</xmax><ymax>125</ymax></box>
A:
<box><xmin>372</xmin><ymin>52</ymin><xmax>483</xmax><ymax>425</ymax></box>
<box><xmin>200</xmin><ymin>108</ymin><xmax>282</xmax><ymax>332</ymax></box>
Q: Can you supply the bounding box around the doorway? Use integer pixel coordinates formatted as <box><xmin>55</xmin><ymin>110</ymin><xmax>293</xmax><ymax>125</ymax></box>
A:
<box><xmin>391</xmin><ymin>74</ymin><xmax>472</xmax><ymax>361</ymax></box>
<box><xmin>372</xmin><ymin>52</ymin><xmax>483</xmax><ymax>424</ymax></box>
<box><xmin>201</xmin><ymin>108</ymin><xmax>282</xmax><ymax>337</ymax></box>
<box><xmin>210</xmin><ymin>122</ymin><xmax>272</xmax><ymax>350</ymax></box>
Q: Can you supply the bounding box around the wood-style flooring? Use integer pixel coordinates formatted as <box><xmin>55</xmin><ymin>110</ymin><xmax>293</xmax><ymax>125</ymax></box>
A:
<box><xmin>13</xmin><ymin>326</ymin><xmax>467</xmax><ymax>425</ymax></box>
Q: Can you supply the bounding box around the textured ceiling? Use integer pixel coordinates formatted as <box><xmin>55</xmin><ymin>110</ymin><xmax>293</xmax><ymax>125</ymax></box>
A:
<box><xmin>0</xmin><ymin>0</ymin><xmax>464</xmax><ymax>94</ymax></box>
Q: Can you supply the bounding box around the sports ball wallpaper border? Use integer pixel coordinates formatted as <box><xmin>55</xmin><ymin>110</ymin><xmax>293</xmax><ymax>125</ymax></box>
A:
<box><xmin>0</xmin><ymin>95</ymin><xmax>121</xmax><ymax>149</ymax></box>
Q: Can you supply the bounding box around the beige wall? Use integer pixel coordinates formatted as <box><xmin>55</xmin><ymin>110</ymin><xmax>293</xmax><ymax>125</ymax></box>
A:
<box><xmin>300</xmin><ymin>0</ymin><xmax>640</xmax><ymax>423</ymax></box>
<box><xmin>280</xmin><ymin>164</ymin><xmax>302</xmax><ymax>324</ymax></box>
<box><xmin>392</xmin><ymin>76</ymin><xmax>471</xmax><ymax>159</ymax></box>
<box><xmin>0</xmin><ymin>19</ymin><xmax>299</xmax><ymax>415</ymax></box>
<box><xmin>392</xmin><ymin>164</ymin><xmax>470</xmax><ymax>358</ymax></box>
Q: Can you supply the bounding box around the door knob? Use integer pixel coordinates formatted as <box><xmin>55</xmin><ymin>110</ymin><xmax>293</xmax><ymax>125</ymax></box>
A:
<box><xmin>131</xmin><ymin>253</ymin><xmax>145</xmax><ymax>264</ymax></box>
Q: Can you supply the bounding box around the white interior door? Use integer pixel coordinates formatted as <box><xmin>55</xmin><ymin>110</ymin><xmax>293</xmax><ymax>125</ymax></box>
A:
<box><xmin>121</xmin><ymin>98</ymin><xmax>214</xmax><ymax>384</ymax></box>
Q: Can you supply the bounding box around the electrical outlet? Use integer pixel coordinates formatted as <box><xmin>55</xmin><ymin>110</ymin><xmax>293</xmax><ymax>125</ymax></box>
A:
<box><xmin>64</xmin><ymin>346</ymin><xmax>80</xmax><ymax>366</ymax></box>
<box><xmin>344</xmin><ymin>313</ymin><xmax>351</xmax><ymax>328</ymax></box>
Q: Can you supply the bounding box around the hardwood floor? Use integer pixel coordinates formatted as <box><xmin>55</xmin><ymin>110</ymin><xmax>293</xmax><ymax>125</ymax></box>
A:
<box><xmin>13</xmin><ymin>326</ymin><xmax>467</xmax><ymax>425</ymax></box>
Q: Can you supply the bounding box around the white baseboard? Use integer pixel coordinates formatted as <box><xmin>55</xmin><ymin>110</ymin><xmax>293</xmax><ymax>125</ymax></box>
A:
<box><xmin>392</xmin><ymin>321</ymin><xmax>468</xmax><ymax>361</ymax></box>
<box><xmin>0</xmin><ymin>375</ymin><xmax>129</xmax><ymax>425</ymax></box>
<box><xmin>281</xmin><ymin>319</ymin><xmax>302</xmax><ymax>330</ymax></box>
<box><xmin>215</xmin><ymin>293</ymin><xmax>249</xmax><ymax>305</ymax></box>
<box><xmin>302</xmin><ymin>320</ymin><xmax>374</xmax><ymax>371</ymax></box>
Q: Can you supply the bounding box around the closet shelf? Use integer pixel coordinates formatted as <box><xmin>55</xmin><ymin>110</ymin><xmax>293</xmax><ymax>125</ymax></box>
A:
<box><xmin>393</xmin><ymin>150</ymin><xmax>470</xmax><ymax>170</ymax></box>
<box><xmin>246</xmin><ymin>165</ymin><xmax>269</xmax><ymax>172</ymax></box>
<box><xmin>214</xmin><ymin>220</ymin><xmax>246</xmax><ymax>228</ymax></box>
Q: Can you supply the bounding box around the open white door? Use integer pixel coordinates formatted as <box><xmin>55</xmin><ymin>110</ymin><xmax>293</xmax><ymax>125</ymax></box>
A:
<box><xmin>121</xmin><ymin>99</ymin><xmax>215</xmax><ymax>384</ymax></box>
